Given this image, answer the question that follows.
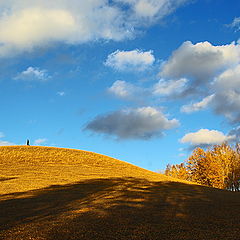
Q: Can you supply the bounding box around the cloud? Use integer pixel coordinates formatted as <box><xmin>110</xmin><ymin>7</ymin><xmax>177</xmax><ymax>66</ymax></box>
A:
<box><xmin>0</xmin><ymin>0</ymin><xmax>190</xmax><ymax>57</ymax></box>
<box><xmin>181</xmin><ymin>94</ymin><xmax>215</xmax><ymax>113</ymax></box>
<box><xmin>158</xmin><ymin>40</ymin><xmax>240</xmax><ymax>124</ymax></box>
<box><xmin>153</xmin><ymin>78</ymin><xmax>187</xmax><ymax>96</ymax></box>
<box><xmin>0</xmin><ymin>2</ymin><xmax>129</xmax><ymax>56</ymax></box>
<box><xmin>108</xmin><ymin>80</ymin><xmax>146</xmax><ymax>100</ymax></box>
<box><xmin>228</xmin><ymin>126</ymin><xmax>240</xmax><ymax>140</ymax></box>
<box><xmin>34</xmin><ymin>138</ymin><xmax>47</xmax><ymax>145</ymax></box>
<box><xmin>211</xmin><ymin>64</ymin><xmax>240</xmax><ymax>123</ymax></box>
<box><xmin>228</xmin><ymin>17</ymin><xmax>240</xmax><ymax>32</ymax></box>
<box><xmin>213</xmin><ymin>64</ymin><xmax>240</xmax><ymax>90</ymax></box>
<box><xmin>180</xmin><ymin>129</ymin><xmax>235</xmax><ymax>147</ymax></box>
<box><xmin>117</xmin><ymin>0</ymin><xmax>189</xmax><ymax>19</ymax></box>
<box><xmin>107</xmin><ymin>78</ymin><xmax>187</xmax><ymax>101</ymax></box>
<box><xmin>0</xmin><ymin>132</ymin><xmax>15</xmax><ymax>146</ymax></box>
<box><xmin>57</xmin><ymin>91</ymin><xmax>65</xmax><ymax>96</ymax></box>
<box><xmin>160</xmin><ymin>41</ymin><xmax>240</xmax><ymax>83</ymax></box>
<box><xmin>107</xmin><ymin>78</ymin><xmax>187</xmax><ymax>102</ymax></box>
<box><xmin>85</xmin><ymin>107</ymin><xmax>179</xmax><ymax>140</ymax></box>
<box><xmin>0</xmin><ymin>7</ymin><xmax>78</xmax><ymax>56</ymax></box>
<box><xmin>104</xmin><ymin>40</ymin><xmax>240</xmax><ymax>127</ymax></box>
<box><xmin>14</xmin><ymin>67</ymin><xmax>50</xmax><ymax>81</ymax></box>
<box><xmin>0</xmin><ymin>140</ymin><xmax>14</xmax><ymax>146</ymax></box>
<box><xmin>212</xmin><ymin>91</ymin><xmax>240</xmax><ymax>123</ymax></box>
<box><xmin>105</xmin><ymin>49</ymin><xmax>155</xmax><ymax>71</ymax></box>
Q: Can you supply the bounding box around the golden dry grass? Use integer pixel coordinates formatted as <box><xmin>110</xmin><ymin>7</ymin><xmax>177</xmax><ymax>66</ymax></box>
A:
<box><xmin>0</xmin><ymin>146</ymin><xmax>240</xmax><ymax>240</ymax></box>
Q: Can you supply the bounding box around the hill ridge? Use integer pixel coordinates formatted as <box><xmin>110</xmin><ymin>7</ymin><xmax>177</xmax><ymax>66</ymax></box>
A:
<box><xmin>0</xmin><ymin>146</ymin><xmax>190</xmax><ymax>195</ymax></box>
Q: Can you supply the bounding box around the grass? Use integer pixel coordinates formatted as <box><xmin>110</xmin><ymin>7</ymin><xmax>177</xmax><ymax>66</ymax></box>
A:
<box><xmin>0</xmin><ymin>146</ymin><xmax>240</xmax><ymax>240</ymax></box>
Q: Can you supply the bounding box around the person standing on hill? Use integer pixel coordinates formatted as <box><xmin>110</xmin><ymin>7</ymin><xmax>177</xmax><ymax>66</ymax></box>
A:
<box><xmin>26</xmin><ymin>139</ymin><xmax>30</xmax><ymax>146</ymax></box>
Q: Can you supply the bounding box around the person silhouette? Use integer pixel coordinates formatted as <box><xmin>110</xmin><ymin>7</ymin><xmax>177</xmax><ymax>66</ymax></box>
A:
<box><xmin>26</xmin><ymin>139</ymin><xmax>30</xmax><ymax>146</ymax></box>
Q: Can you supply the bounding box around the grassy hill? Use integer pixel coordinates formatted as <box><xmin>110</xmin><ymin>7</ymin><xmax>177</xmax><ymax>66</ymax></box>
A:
<box><xmin>0</xmin><ymin>146</ymin><xmax>240</xmax><ymax>240</ymax></box>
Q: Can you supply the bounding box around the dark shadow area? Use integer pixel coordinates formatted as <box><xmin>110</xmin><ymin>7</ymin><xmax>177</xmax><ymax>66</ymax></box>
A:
<box><xmin>0</xmin><ymin>177</ymin><xmax>240</xmax><ymax>240</ymax></box>
<box><xmin>0</xmin><ymin>177</ymin><xmax>17</xmax><ymax>182</ymax></box>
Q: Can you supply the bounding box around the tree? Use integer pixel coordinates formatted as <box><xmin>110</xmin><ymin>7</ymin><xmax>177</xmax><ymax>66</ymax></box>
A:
<box><xmin>165</xmin><ymin>163</ymin><xmax>190</xmax><ymax>181</ymax></box>
<box><xmin>165</xmin><ymin>143</ymin><xmax>240</xmax><ymax>191</ymax></box>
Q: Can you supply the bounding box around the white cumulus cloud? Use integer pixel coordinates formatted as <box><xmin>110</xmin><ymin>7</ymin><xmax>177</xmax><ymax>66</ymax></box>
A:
<box><xmin>153</xmin><ymin>78</ymin><xmax>187</xmax><ymax>96</ymax></box>
<box><xmin>181</xmin><ymin>94</ymin><xmax>215</xmax><ymax>113</ymax></box>
<box><xmin>180</xmin><ymin>129</ymin><xmax>235</xmax><ymax>146</ymax></box>
<box><xmin>214</xmin><ymin>64</ymin><xmax>240</xmax><ymax>90</ymax></box>
<box><xmin>159</xmin><ymin>40</ymin><xmax>240</xmax><ymax>124</ymax></box>
<box><xmin>0</xmin><ymin>0</ymin><xmax>190</xmax><ymax>57</ymax></box>
<box><xmin>108</xmin><ymin>80</ymin><xmax>145</xmax><ymax>100</ymax></box>
<box><xmin>86</xmin><ymin>107</ymin><xmax>179</xmax><ymax>140</ymax></box>
<box><xmin>14</xmin><ymin>67</ymin><xmax>50</xmax><ymax>81</ymax></box>
<box><xmin>104</xmin><ymin>49</ymin><xmax>155</xmax><ymax>71</ymax></box>
<box><xmin>160</xmin><ymin>41</ymin><xmax>240</xmax><ymax>82</ymax></box>
<box><xmin>210</xmin><ymin>64</ymin><xmax>240</xmax><ymax>123</ymax></box>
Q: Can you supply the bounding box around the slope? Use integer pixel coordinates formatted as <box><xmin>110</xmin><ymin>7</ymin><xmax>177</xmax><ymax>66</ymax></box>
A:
<box><xmin>0</xmin><ymin>146</ymin><xmax>186</xmax><ymax>195</ymax></box>
<box><xmin>0</xmin><ymin>146</ymin><xmax>240</xmax><ymax>240</ymax></box>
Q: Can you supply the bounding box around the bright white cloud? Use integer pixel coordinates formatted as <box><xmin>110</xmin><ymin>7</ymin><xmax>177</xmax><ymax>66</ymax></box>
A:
<box><xmin>34</xmin><ymin>138</ymin><xmax>47</xmax><ymax>145</ymax></box>
<box><xmin>86</xmin><ymin>107</ymin><xmax>179</xmax><ymax>140</ymax></box>
<box><xmin>105</xmin><ymin>49</ymin><xmax>155</xmax><ymax>71</ymax></box>
<box><xmin>181</xmin><ymin>94</ymin><xmax>215</xmax><ymax>113</ymax></box>
<box><xmin>0</xmin><ymin>2</ymin><xmax>127</xmax><ymax>56</ymax></box>
<box><xmin>0</xmin><ymin>0</ymin><xmax>190</xmax><ymax>56</ymax></box>
<box><xmin>108</xmin><ymin>80</ymin><xmax>145</xmax><ymax>99</ymax></box>
<box><xmin>0</xmin><ymin>8</ymin><xmax>78</xmax><ymax>56</ymax></box>
<box><xmin>180</xmin><ymin>129</ymin><xmax>235</xmax><ymax>146</ymax></box>
<box><xmin>153</xmin><ymin>78</ymin><xmax>187</xmax><ymax>96</ymax></box>
<box><xmin>160</xmin><ymin>41</ymin><xmax>240</xmax><ymax>82</ymax></box>
<box><xmin>14</xmin><ymin>67</ymin><xmax>50</xmax><ymax>81</ymax></box>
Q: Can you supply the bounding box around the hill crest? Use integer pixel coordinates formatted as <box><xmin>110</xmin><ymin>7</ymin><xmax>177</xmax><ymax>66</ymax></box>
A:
<box><xmin>0</xmin><ymin>146</ymin><xmax>188</xmax><ymax>194</ymax></box>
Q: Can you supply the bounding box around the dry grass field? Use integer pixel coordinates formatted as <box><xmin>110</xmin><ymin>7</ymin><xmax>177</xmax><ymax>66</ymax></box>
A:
<box><xmin>0</xmin><ymin>146</ymin><xmax>240</xmax><ymax>240</ymax></box>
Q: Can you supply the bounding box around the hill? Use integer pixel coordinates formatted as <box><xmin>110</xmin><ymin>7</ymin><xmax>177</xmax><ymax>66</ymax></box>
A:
<box><xmin>0</xmin><ymin>146</ymin><xmax>240</xmax><ymax>240</ymax></box>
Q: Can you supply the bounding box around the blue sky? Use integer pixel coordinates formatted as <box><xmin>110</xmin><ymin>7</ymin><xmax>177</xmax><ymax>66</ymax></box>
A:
<box><xmin>0</xmin><ymin>0</ymin><xmax>240</xmax><ymax>171</ymax></box>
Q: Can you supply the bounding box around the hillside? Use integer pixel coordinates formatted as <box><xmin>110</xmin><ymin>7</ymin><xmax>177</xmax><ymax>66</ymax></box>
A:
<box><xmin>0</xmin><ymin>146</ymin><xmax>240</xmax><ymax>240</ymax></box>
<box><xmin>0</xmin><ymin>146</ymin><xmax>184</xmax><ymax>195</ymax></box>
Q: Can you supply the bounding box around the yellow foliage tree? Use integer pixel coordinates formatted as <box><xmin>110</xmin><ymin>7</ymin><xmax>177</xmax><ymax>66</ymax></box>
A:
<box><xmin>186</xmin><ymin>143</ymin><xmax>236</xmax><ymax>189</ymax></box>
<box><xmin>165</xmin><ymin>163</ymin><xmax>190</xmax><ymax>181</ymax></box>
<box><xmin>165</xmin><ymin>143</ymin><xmax>240</xmax><ymax>191</ymax></box>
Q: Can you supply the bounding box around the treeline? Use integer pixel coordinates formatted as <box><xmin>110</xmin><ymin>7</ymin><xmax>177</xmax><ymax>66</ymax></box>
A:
<box><xmin>165</xmin><ymin>143</ymin><xmax>240</xmax><ymax>191</ymax></box>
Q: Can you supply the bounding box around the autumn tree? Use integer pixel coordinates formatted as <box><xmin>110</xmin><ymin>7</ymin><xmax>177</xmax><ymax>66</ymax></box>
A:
<box><xmin>165</xmin><ymin>143</ymin><xmax>240</xmax><ymax>191</ymax></box>
<box><xmin>165</xmin><ymin>163</ymin><xmax>190</xmax><ymax>181</ymax></box>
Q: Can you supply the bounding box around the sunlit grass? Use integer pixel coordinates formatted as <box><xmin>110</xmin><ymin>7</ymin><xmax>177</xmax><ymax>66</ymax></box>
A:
<box><xmin>0</xmin><ymin>146</ymin><xmax>187</xmax><ymax>195</ymax></box>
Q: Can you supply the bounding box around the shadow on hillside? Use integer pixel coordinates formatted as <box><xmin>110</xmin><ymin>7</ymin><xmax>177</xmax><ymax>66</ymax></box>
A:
<box><xmin>0</xmin><ymin>177</ymin><xmax>17</xmax><ymax>182</ymax></box>
<box><xmin>1</xmin><ymin>177</ymin><xmax>240</xmax><ymax>240</ymax></box>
